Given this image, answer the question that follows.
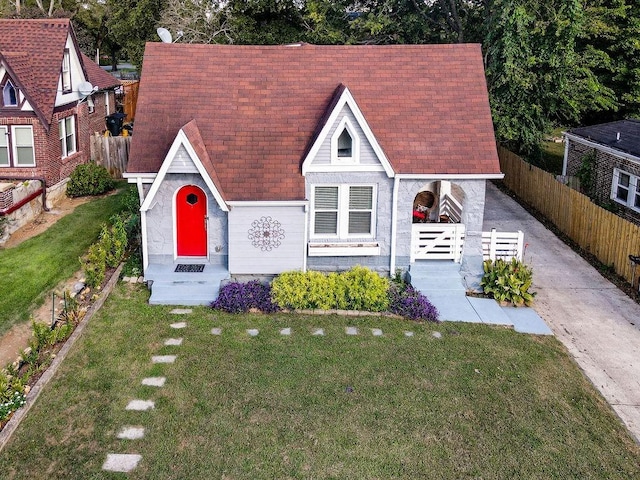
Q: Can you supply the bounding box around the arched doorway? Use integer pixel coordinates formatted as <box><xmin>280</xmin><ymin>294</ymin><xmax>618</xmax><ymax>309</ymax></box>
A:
<box><xmin>176</xmin><ymin>185</ymin><xmax>207</xmax><ymax>257</ymax></box>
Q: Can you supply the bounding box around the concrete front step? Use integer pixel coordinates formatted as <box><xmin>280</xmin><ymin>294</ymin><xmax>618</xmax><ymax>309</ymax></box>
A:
<box><xmin>408</xmin><ymin>260</ymin><xmax>466</xmax><ymax>293</ymax></box>
<box><xmin>149</xmin><ymin>281</ymin><xmax>220</xmax><ymax>306</ymax></box>
<box><xmin>145</xmin><ymin>263</ymin><xmax>228</xmax><ymax>306</ymax></box>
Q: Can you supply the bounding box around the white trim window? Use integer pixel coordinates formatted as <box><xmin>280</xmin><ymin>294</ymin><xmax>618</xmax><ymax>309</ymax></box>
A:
<box><xmin>330</xmin><ymin>117</ymin><xmax>360</xmax><ymax>164</ymax></box>
<box><xmin>12</xmin><ymin>125</ymin><xmax>35</xmax><ymax>166</ymax></box>
<box><xmin>61</xmin><ymin>49</ymin><xmax>71</xmax><ymax>93</ymax></box>
<box><xmin>612</xmin><ymin>168</ymin><xmax>640</xmax><ymax>212</ymax></box>
<box><xmin>0</xmin><ymin>126</ymin><xmax>9</xmax><ymax>166</ymax></box>
<box><xmin>59</xmin><ymin>115</ymin><xmax>76</xmax><ymax>158</ymax></box>
<box><xmin>312</xmin><ymin>185</ymin><xmax>376</xmax><ymax>238</ymax></box>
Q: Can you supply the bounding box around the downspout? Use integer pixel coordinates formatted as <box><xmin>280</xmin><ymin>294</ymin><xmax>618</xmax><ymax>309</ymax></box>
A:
<box><xmin>562</xmin><ymin>134</ymin><xmax>569</xmax><ymax>176</ymax></box>
<box><xmin>0</xmin><ymin>177</ymin><xmax>49</xmax><ymax>214</ymax></box>
<box><xmin>303</xmin><ymin>203</ymin><xmax>309</xmax><ymax>272</ymax></box>
<box><xmin>389</xmin><ymin>175</ymin><xmax>400</xmax><ymax>277</ymax></box>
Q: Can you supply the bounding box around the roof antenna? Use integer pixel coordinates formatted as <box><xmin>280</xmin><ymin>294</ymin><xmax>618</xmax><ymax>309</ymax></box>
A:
<box><xmin>157</xmin><ymin>27</ymin><xmax>183</xmax><ymax>43</ymax></box>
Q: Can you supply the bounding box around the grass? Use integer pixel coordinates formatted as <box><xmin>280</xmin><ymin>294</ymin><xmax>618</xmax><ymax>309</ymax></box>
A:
<box><xmin>0</xmin><ymin>184</ymin><xmax>128</xmax><ymax>334</ymax></box>
<box><xmin>540</xmin><ymin>127</ymin><xmax>566</xmax><ymax>175</ymax></box>
<box><xmin>1</xmin><ymin>284</ymin><xmax>639</xmax><ymax>479</ymax></box>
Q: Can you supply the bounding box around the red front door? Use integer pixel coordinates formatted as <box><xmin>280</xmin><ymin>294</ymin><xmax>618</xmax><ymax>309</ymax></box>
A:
<box><xmin>176</xmin><ymin>185</ymin><xmax>207</xmax><ymax>257</ymax></box>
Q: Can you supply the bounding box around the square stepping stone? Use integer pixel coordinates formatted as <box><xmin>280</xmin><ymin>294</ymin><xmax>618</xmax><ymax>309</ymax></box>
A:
<box><xmin>247</xmin><ymin>329</ymin><xmax>259</xmax><ymax>337</ymax></box>
<box><xmin>432</xmin><ymin>331</ymin><xmax>442</xmax><ymax>339</ymax></box>
<box><xmin>152</xmin><ymin>355</ymin><xmax>176</xmax><ymax>364</ymax></box>
<box><xmin>211</xmin><ymin>328</ymin><xmax>222</xmax><ymax>335</ymax></box>
<box><xmin>170</xmin><ymin>308</ymin><xmax>192</xmax><ymax>314</ymax></box>
<box><xmin>312</xmin><ymin>328</ymin><xmax>324</xmax><ymax>336</ymax></box>
<box><xmin>346</xmin><ymin>327</ymin><xmax>358</xmax><ymax>335</ymax></box>
<box><xmin>125</xmin><ymin>400</ymin><xmax>155</xmax><ymax>411</ymax></box>
<box><xmin>164</xmin><ymin>338</ymin><xmax>183</xmax><ymax>346</ymax></box>
<box><xmin>404</xmin><ymin>331</ymin><xmax>414</xmax><ymax>337</ymax></box>
<box><xmin>371</xmin><ymin>328</ymin><xmax>383</xmax><ymax>336</ymax></box>
<box><xmin>280</xmin><ymin>328</ymin><xmax>291</xmax><ymax>335</ymax></box>
<box><xmin>142</xmin><ymin>377</ymin><xmax>166</xmax><ymax>387</ymax></box>
<box><xmin>117</xmin><ymin>426</ymin><xmax>145</xmax><ymax>440</ymax></box>
<box><xmin>102</xmin><ymin>453</ymin><xmax>142</xmax><ymax>472</ymax></box>
<box><xmin>170</xmin><ymin>322</ymin><xmax>187</xmax><ymax>329</ymax></box>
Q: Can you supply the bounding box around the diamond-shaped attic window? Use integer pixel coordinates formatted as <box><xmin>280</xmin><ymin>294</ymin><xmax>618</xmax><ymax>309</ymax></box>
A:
<box><xmin>186</xmin><ymin>193</ymin><xmax>198</xmax><ymax>205</ymax></box>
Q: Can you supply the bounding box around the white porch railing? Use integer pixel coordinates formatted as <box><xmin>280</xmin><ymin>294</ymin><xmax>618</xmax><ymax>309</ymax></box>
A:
<box><xmin>482</xmin><ymin>229</ymin><xmax>524</xmax><ymax>261</ymax></box>
<box><xmin>439</xmin><ymin>193</ymin><xmax>463</xmax><ymax>223</ymax></box>
<box><xmin>410</xmin><ymin>225</ymin><xmax>524</xmax><ymax>263</ymax></box>
<box><xmin>411</xmin><ymin>223</ymin><xmax>466</xmax><ymax>262</ymax></box>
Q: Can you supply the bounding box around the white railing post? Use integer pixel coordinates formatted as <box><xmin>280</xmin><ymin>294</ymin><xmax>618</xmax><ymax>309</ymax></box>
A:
<box><xmin>516</xmin><ymin>230</ymin><xmax>524</xmax><ymax>261</ymax></box>
<box><xmin>489</xmin><ymin>228</ymin><xmax>497</xmax><ymax>260</ymax></box>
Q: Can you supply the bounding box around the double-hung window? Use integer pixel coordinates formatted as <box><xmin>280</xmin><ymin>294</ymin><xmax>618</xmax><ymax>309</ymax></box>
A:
<box><xmin>61</xmin><ymin>49</ymin><xmax>71</xmax><ymax>93</ymax></box>
<box><xmin>0</xmin><ymin>127</ymin><xmax>9</xmax><ymax>166</ymax></box>
<box><xmin>312</xmin><ymin>185</ymin><xmax>375</xmax><ymax>238</ymax></box>
<box><xmin>12</xmin><ymin>126</ymin><xmax>35</xmax><ymax>166</ymax></box>
<box><xmin>0</xmin><ymin>126</ymin><xmax>35</xmax><ymax>167</ymax></box>
<box><xmin>59</xmin><ymin>116</ymin><xmax>76</xmax><ymax>158</ymax></box>
<box><xmin>612</xmin><ymin>168</ymin><xmax>640</xmax><ymax>212</ymax></box>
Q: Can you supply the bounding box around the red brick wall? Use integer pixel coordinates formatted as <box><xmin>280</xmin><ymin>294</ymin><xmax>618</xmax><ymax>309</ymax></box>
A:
<box><xmin>0</xmin><ymin>103</ymin><xmax>91</xmax><ymax>186</ymax></box>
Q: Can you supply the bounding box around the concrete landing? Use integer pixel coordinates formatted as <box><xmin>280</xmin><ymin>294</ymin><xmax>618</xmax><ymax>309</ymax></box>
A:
<box><xmin>145</xmin><ymin>263</ymin><xmax>229</xmax><ymax>306</ymax></box>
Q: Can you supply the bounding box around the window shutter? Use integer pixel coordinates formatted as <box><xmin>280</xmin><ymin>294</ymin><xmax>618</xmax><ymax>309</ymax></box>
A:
<box><xmin>348</xmin><ymin>186</ymin><xmax>373</xmax><ymax>234</ymax></box>
<box><xmin>314</xmin><ymin>186</ymin><xmax>339</xmax><ymax>234</ymax></box>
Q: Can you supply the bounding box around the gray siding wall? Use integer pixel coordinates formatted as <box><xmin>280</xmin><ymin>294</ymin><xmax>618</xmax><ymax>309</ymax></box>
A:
<box><xmin>145</xmin><ymin>173</ymin><xmax>228</xmax><ymax>266</ymax></box>
<box><xmin>309</xmin><ymin>105</ymin><xmax>380</xmax><ymax>166</ymax></box>
<box><xmin>228</xmin><ymin>205</ymin><xmax>306</xmax><ymax>274</ymax></box>
<box><xmin>167</xmin><ymin>145</ymin><xmax>198</xmax><ymax>174</ymax></box>
<box><xmin>305</xmin><ymin>171</ymin><xmax>393</xmax><ymax>274</ymax></box>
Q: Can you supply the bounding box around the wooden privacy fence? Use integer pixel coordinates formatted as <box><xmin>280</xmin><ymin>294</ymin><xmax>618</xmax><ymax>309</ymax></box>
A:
<box><xmin>121</xmin><ymin>80</ymin><xmax>139</xmax><ymax>122</ymax></box>
<box><xmin>90</xmin><ymin>133</ymin><xmax>130</xmax><ymax>178</ymax></box>
<box><xmin>498</xmin><ymin>145</ymin><xmax>640</xmax><ymax>286</ymax></box>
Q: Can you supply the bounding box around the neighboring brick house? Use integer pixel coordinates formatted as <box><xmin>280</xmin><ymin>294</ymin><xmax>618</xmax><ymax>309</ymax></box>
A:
<box><xmin>563</xmin><ymin>119</ymin><xmax>640</xmax><ymax>225</ymax></box>
<box><xmin>0</xmin><ymin>18</ymin><xmax>120</xmax><ymax>206</ymax></box>
<box><xmin>125</xmin><ymin>43</ymin><xmax>503</xmax><ymax>305</ymax></box>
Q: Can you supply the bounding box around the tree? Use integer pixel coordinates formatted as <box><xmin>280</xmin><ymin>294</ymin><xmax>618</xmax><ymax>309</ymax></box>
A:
<box><xmin>158</xmin><ymin>0</ymin><xmax>234</xmax><ymax>44</ymax></box>
<box><xmin>484</xmin><ymin>0</ymin><xmax>615</xmax><ymax>159</ymax></box>
<box><xmin>107</xmin><ymin>0</ymin><xmax>166</xmax><ymax>67</ymax></box>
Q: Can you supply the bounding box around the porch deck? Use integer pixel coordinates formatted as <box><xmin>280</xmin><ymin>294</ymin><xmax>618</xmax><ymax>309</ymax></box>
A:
<box><xmin>145</xmin><ymin>263</ymin><xmax>229</xmax><ymax>306</ymax></box>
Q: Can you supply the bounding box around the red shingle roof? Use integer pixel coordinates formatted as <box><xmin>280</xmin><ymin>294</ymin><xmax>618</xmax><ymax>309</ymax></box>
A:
<box><xmin>80</xmin><ymin>52</ymin><xmax>121</xmax><ymax>91</ymax></box>
<box><xmin>0</xmin><ymin>19</ymin><xmax>71</xmax><ymax>128</ymax></box>
<box><xmin>128</xmin><ymin>43</ymin><xmax>500</xmax><ymax>201</ymax></box>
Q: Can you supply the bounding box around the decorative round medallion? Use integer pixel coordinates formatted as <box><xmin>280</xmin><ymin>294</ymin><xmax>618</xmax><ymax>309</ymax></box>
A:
<box><xmin>248</xmin><ymin>216</ymin><xmax>285</xmax><ymax>251</ymax></box>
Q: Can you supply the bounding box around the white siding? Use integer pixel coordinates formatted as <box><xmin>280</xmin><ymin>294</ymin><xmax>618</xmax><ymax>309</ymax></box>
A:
<box><xmin>228</xmin><ymin>205</ymin><xmax>305</xmax><ymax>274</ymax></box>
<box><xmin>167</xmin><ymin>145</ymin><xmax>199</xmax><ymax>173</ymax></box>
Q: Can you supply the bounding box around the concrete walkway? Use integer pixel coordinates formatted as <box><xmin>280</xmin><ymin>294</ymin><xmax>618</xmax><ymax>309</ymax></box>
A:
<box><xmin>484</xmin><ymin>182</ymin><xmax>640</xmax><ymax>443</ymax></box>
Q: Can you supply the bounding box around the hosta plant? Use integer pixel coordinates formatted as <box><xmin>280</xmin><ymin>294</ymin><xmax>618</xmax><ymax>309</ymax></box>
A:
<box><xmin>481</xmin><ymin>258</ymin><xmax>536</xmax><ymax>307</ymax></box>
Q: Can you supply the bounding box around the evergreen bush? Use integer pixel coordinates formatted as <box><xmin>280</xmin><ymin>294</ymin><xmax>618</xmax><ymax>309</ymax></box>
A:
<box><xmin>66</xmin><ymin>163</ymin><xmax>115</xmax><ymax>198</ymax></box>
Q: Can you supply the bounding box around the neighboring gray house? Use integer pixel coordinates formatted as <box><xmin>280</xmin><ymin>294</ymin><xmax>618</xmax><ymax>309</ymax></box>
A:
<box><xmin>564</xmin><ymin>119</ymin><xmax>640</xmax><ymax>225</ymax></box>
<box><xmin>125</xmin><ymin>43</ymin><xmax>503</xmax><ymax>305</ymax></box>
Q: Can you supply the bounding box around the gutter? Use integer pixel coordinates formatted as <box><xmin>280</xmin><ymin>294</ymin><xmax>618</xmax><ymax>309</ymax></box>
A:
<box><xmin>0</xmin><ymin>177</ymin><xmax>49</xmax><ymax>215</ymax></box>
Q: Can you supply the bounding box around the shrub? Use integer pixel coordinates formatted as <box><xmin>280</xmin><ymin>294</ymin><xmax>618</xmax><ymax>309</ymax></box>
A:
<box><xmin>66</xmin><ymin>162</ymin><xmax>115</xmax><ymax>198</ymax></box>
<box><xmin>102</xmin><ymin>215</ymin><xmax>128</xmax><ymax>268</ymax></box>
<box><xmin>481</xmin><ymin>258</ymin><xmax>536</xmax><ymax>306</ymax></box>
<box><xmin>212</xmin><ymin>280</ymin><xmax>279</xmax><ymax>313</ymax></box>
<box><xmin>388</xmin><ymin>283</ymin><xmax>439</xmax><ymax>322</ymax></box>
<box><xmin>81</xmin><ymin>241</ymin><xmax>107</xmax><ymax>288</ymax></box>
<box><xmin>341</xmin><ymin>265</ymin><xmax>390</xmax><ymax>312</ymax></box>
<box><xmin>271</xmin><ymin>267</ymin><xmax>390</xmax><ymax>311</ymax></box>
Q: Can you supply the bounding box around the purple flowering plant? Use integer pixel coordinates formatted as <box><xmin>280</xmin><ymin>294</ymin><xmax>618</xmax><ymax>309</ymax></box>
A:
<box><xmin>388</xmin><ymin>283</ymin><xmax>439</xmax><ymax>322</ymax></box>
<box><xmin>212</xmin><ymin>280</ymin><xmax>279</xmax><ymax>313</ymax></box>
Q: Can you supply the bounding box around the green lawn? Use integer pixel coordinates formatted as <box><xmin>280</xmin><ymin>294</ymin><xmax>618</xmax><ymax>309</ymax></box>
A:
<box><xmin>0</xmin><ymin>185</ymin><xmax>128</xmax><ymax>334</ymax></box>
<box><xmin>541</xmin><ymin>127</ymin><xmax>567</xmax><ymax>175</ymax></box>
<box><xmin>1</xmin><ymin>284</ymin><xmax>638</xmax><ymax>479</ymax></box>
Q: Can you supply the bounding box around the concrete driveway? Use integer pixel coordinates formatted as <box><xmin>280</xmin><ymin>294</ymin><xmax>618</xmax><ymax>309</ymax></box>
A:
<box><xmin>483</xmin><ymin>182</ymin><xmax>640</xmax><ymax>443</ymax></box>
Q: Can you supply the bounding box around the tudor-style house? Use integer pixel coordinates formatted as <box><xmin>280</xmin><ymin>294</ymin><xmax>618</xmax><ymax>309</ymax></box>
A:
<box><xmin>0</xmin><ymin>18</ymin><xmax>120</xmax><ymax>208</ymax></box>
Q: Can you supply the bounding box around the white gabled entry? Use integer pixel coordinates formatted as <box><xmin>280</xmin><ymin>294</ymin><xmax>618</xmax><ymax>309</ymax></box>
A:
<box><xmin>138</xmin><ymin>127</ymin><xmax>228</xmax><ymax>270</ymax></box>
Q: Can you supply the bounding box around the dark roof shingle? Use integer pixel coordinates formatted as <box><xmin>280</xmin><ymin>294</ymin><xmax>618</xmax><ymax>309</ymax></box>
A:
<box><xmin>567</xmin><ymin>119</ymin><xmax>640</xmax><ymax>158</ymax></box>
